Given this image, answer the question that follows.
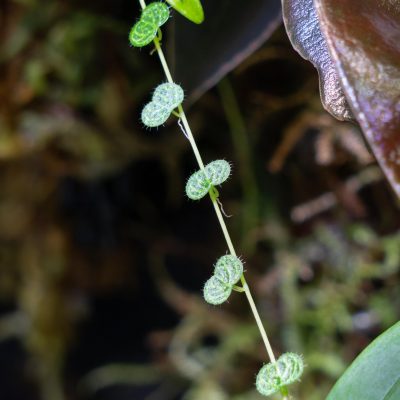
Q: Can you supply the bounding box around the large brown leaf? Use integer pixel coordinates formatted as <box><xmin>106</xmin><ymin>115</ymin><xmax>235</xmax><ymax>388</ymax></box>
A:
<box><xmin>314</xmin><ymin>0</ymin><xmax>400</xmax><ymax>197</ymax></box>
<box><xmin>281</xmin><ymin>0</ymin><xmax>353</xmax><ymax>121</ymax></box>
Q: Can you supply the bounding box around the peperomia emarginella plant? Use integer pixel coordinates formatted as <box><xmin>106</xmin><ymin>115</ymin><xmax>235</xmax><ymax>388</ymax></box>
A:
<box><xmin>129</xmin><ymin>1</ymin><xmax>304</xmax><ymax>397</ymax></box>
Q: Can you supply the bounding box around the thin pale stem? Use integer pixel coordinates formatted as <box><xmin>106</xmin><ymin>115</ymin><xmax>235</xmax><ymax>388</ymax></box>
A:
<box><xmin>177</xmin><ymin>105</ymin><xmax>206</xmax><ymax>170</ymax></box>
<box><xmin>153</xmin><ymin>38</ymin><xmax>174</xmax><ymax>83</ymax></box>
<box><xmin>242</xmin><ymin>281</ymin><xmax>277</xmax><ymax>363</ymax></box>
<box><xmin>210</xmin><ymin>195</ymin><xmax>276</xmax><ymax>363</ymax></box>
<box><xmin>137</xmin><ymin>0</ymin><xmax>283</xmax><ymax>389</ymax></box>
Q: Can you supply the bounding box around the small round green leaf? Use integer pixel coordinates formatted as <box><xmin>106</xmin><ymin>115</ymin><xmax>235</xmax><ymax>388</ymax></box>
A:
<box><xmin>214</xmin><ymin>255</ymin><xmax>243</xmax><ymax>285</ymax></box>
<box><xmin>203</xmin><ymin>276</ymin><xmax>232</xmax><ymax>305</ymax></box>
<box><xmin>205</xmin><ymin>159</ymin><xmax>231</xmax><ymax>186</ymax></box>
<box><xmin>153</xmin><ymin>82</ymin><xmax>184</xmax><ymax>109</ymax></box>
<box><xmin>276</xmin><ymin>353</ymin><xmax>304</xmax><ymax>386</ymax></box>
<box><xmin>256</xmin><ymin>353</ymin><xmax>304</xmax><ymax>397</ymax></box>
<box><xmin>129</xmin><ymin>21</ymin><xmax>157</xmax><ymax>47</ymax></box>
<box><xmin>129</xmin><ymin>2</ymin><xmax>170</xmax><ymax>47</ymax></box>
<box><xmin>165</xmin><ymin>0</ymin><xmax>204</xmax><ymax>24</ymax></box>
<box><xmin>256</xmin><ymin>362</ymin><xmax>281</xmax><ymax>396</ymax></box>
<box><xmin>185</xmin><ymin>170</ymin><xmax>211</xmax><ymax>200</ymax></box>
<box><xmin>142</xmin><ymin>1</ymin><xmax>170</xmax><ymax>26</ymax></box>
<box><xmin>141</xmin><ymin>102</ymin><xmax>170</xmax><ymax>127</ymax></box>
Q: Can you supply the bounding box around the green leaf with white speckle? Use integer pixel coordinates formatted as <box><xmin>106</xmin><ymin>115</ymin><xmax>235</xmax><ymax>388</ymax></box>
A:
<box><xmin>203</xmin><ymin>276</ymin><xmax>232</xmax><ymax>305</ymax></box>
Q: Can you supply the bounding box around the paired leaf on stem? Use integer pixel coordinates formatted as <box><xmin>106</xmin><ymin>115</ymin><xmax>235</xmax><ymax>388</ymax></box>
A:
<box><xmin>203</xmin><ymin>255</ymin><xmax>243</xmax><ymax>305</ymax></box>
<box><xmin>214</xmin><ymin>255</ymin><xmax>243</xmax><ymax>286</ymax></box>
<box><xmin>256</xmin><ymin>353</ymin><xmax>304</xmax><ymax>397</ymax></box>
<box><xmin>129</xmin><ymin>2</ymin><xmax>169</xmax><ymax>47</ymax></box>
<box><xmin>186</xmin><ymin>160</ymin><xmax>231</xmax><ymax>200</ymax></box>
<box><xmin>141</xmin><ymin>82</ymin><xmax>184</xmax><ymax>127</ymax></box>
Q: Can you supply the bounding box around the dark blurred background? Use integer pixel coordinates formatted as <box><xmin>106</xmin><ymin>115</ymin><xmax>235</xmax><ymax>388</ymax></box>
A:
<box><xmin>0</xmin><ymin>1</ymin><xmax>399</xmax><ymax>400</ymax></box>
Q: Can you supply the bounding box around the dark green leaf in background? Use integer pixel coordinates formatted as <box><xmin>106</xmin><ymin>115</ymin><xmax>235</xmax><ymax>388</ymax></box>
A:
<box><xmin>327</xmin><ymin>322</ymin><xmax>400</xmax><ymax>400</ymax></box>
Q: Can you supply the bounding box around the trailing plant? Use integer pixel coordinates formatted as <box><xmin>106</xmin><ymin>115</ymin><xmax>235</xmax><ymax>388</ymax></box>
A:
<box><xmin>129</xmin><ymin>1</ymin><xmax>304</xmax><ymax>397</ymax></box>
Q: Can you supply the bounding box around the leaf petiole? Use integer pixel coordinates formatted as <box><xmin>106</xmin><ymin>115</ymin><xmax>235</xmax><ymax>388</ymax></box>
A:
<box><xmin>233</xmin><ymin>285</ymin><xmax>245</xmax><ymax>293</ymax></box>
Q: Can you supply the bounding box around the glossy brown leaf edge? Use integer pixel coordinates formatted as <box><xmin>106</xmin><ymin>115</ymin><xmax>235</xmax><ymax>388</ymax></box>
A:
<box><xmin>314</xmin><ymin>0</ymin><xmax>400</xmax><ymax>197</ymax></box>
<box><xmin>281</xmin><ymin>0</ymin><xmax>353</xmax><ymax>121</ymax></box>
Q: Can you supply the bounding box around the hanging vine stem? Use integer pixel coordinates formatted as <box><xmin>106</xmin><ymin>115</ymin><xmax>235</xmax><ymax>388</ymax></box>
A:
<box><xmin>136</xmin><ymin>1</ymin><xmax>290</xmax><ymax>397</ymax></box>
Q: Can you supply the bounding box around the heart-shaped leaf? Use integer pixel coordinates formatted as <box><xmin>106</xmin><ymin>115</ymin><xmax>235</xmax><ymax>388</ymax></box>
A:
<box><xmin>165</xmin><ymin>0</ymin><xmax>204</xmax><ymax>24</ymax></box>
<box><xmin>169</xmin><ymin>0</ymin><xmax>282</xmax><ymax>102</ymax></box>
<box><xmin>313</xmin><ymin>0</ymin><xmax>400</xmax><ymax>198</ymax></box>
<box><xmin>327</xmin><ymin>322</ymin><xmax>400</xmax><ymax>400</ymax></box>
<box><xmin>281</xmin><ymin>0</ymin><xmax>353</xmax><ymax>121</ymax></box>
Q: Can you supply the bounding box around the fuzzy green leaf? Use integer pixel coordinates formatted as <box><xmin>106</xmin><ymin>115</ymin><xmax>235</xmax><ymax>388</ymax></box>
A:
<box><xmin>203</xmin><ymin>276</ymin><xmax>232</xmax><ymax>305</ymax></box>
<box><xmin>141</xmin><ymin>82</ymin><xmax>184</xmax><ymax>127</ymax></box>
<box><xmin>327</xmin><ymin>322</ymin><xmax>400</xmax><ymax>400</ymax></box>
<box><xmin>214</xmin><ymin>255</ymin><xmax>243</xmax><ymax>285</ymax></box>
<box><xmin>153</xmin><ymin>82</ymin><xmax>184</xmax><ymax>109</ymax></box>
<box><xmin>129</xmin><ymin>2</ymin><xmax>170</xmax><ymax>47</ymax></box>
<box><xmin>185</xmin><ymin>170</ymin><xmax>211</xmax><ymax>200</ymax></box>
<box><xmin>256</xmin><ymin>362</ymin><xmax>282</xmax><ymax>397</ymax></box>
<box><xmin>165</xmin><ymin>0</ymin><xmax>204</xmax><ymax>24</ymax></box>
<box><xmin>256</xmin><ymin>353</ymin><xmax>304</xmax><ymax>397</ymax></box>
<box><xmin>141</xmin><ymin>102</ymin><xmax>171</xmax><ymax>127</ymax></box>
<box><xmin>185</xmin><ymin>160</ymin><xmax>231</xmax><ymax>200</ymax></box>
<box><xmin>204</xmin><ymin>160</ymin><xmax>231</xmax><ymax>186</ymax></box>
